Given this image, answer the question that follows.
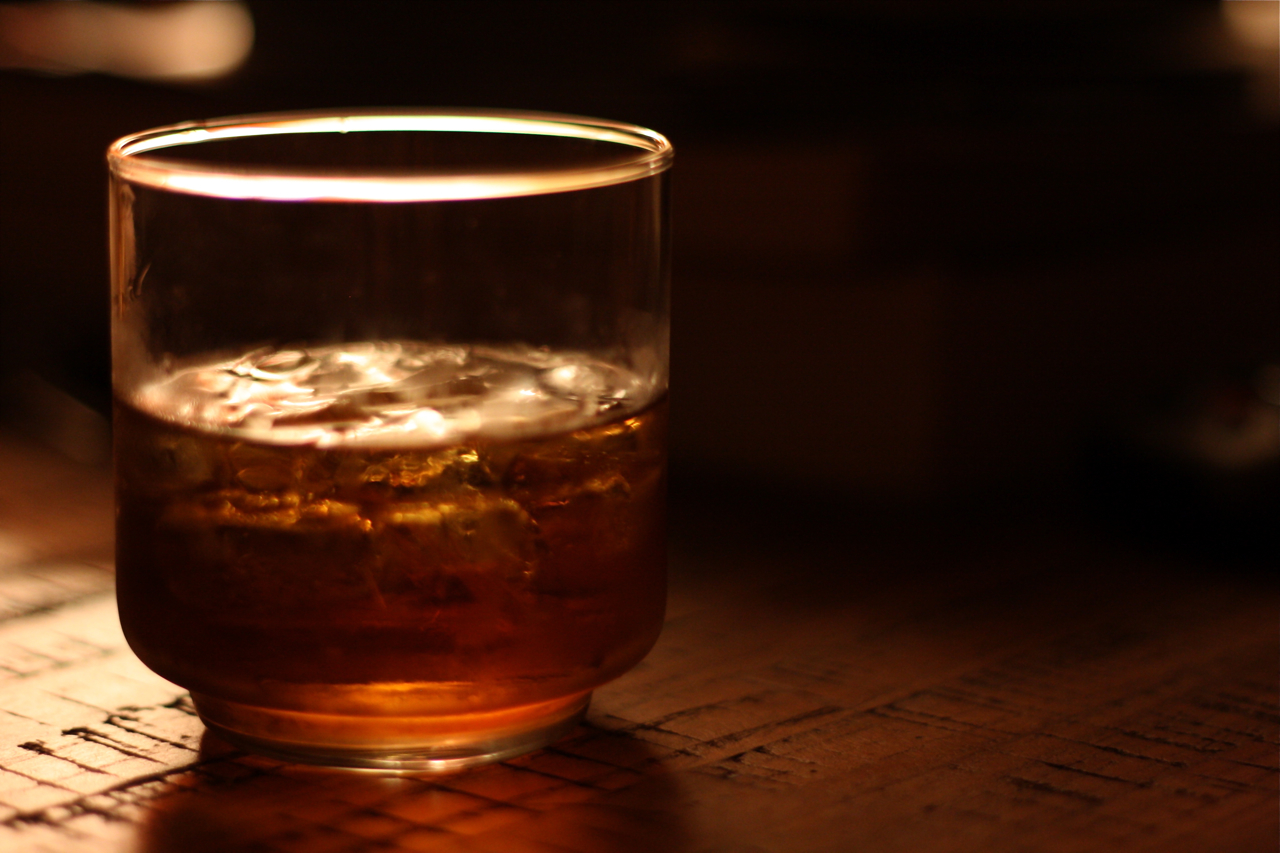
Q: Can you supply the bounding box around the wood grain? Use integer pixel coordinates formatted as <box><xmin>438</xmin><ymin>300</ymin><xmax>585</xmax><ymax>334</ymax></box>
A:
<box><xmin>0</xmin><ymin>434</ymin><xmax>1274</xmax><ymax>852</ymax></box>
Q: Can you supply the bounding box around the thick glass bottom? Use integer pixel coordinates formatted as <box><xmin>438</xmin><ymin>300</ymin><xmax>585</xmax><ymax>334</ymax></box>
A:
<box><xmin>191</xmin><ymin>690</ymin><xmax>591</xmax><ymax>772</ymax></box>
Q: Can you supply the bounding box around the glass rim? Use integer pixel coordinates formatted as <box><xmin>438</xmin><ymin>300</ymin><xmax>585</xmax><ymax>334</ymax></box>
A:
<box><xmin>107</xmin><ymin>108</ymin><xmax>674</xmax><ymax>202</ymax></box>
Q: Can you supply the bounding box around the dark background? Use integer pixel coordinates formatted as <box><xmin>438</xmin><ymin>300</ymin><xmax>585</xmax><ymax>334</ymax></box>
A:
<box><xmin>1</xmin><ymin>0</ymin><xmax>1276</xmax><ymax>560</ymax></box>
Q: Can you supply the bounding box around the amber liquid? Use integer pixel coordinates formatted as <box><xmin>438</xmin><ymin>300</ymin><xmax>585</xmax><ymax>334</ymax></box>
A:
<box><xmin>114</xmin><ymin>344</ymin><xmax>666</xmax><ymax>729</ymax></box>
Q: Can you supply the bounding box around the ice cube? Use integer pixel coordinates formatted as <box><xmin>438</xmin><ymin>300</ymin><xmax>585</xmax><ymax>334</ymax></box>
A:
<box><xmin>245</xmin><ymin>349</ymin><xmax>318</xmax><ymax>382</ymax></box>
<box><xmin>230</xmin><ymin>443</ymin><xmax>296</xmax><ymax>491</ymax></box>
<box><xmin>375</xmin><ymin>495</ymin><xmax>541</xmax><ymax>574</ymax></box>
<box><xmin>145</xmin><ymin>434</ymin><xmax>219</xmax><ymax>490</ymax></box>
<box><xmin>538</xmin><ymin>359</ymin><xmax>641</xmax><ymax>409</ymax></box>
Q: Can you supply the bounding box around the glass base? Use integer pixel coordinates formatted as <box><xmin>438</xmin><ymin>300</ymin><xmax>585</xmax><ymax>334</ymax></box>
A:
<box><xmin>191</xmin><ymin>690</ymin><xmax>591</xmax><ymax>772</ymax></box>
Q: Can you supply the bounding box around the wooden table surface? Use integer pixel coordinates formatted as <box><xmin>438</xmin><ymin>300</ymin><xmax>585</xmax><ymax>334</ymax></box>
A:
<box><xmin>0</xmin><ymin>432</ymin><xmax>1275</xmax><ymax>853</ymax></box>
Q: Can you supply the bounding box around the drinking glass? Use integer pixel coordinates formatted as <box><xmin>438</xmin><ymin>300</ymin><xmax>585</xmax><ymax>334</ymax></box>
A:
<box><xmin>107</xmin><ymin>110</ymin><xmax>671</xmax><ymax>770</ymax></box>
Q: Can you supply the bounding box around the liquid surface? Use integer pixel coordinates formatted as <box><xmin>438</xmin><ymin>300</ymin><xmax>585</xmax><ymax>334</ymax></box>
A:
<box><xmin>115</xmin><ymin>344</ymin><xmax>667</xmax><ymax>718</ymax></box>
<box><xmin>134</xmin><ymin>341</ymin><xmax>655</xmax><ymax>447</ymax></box>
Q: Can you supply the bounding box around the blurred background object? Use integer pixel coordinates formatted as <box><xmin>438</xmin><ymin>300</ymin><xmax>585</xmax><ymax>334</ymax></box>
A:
<box><xmin>0</xmin><ymin>0</ymin><xmax>252</xmax><ymax>81</ymax></box>
<box><xmin>0</xmin><ymin>0</ymin><xmax>1275</xmax><ymax>557</ymax></box>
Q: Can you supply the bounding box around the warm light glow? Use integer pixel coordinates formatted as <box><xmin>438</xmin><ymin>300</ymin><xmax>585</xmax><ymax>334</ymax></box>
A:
<box><xmin>1222</xmin><ymin>0</ymin><xmax>1279</xmax><ymax>51</ymax></box>
<box><xmin>109</xmin><ymin>112</ymin><xmax>675</xmax><ymax>202</ymax></box>
<box><xmin>1221</xmin><ymin>0</ymin><xmax>1279</xmax><ymax>122</ymax></box>
<box><xmin>0</xmin><ymin>0</ymin><xmax>253</xmax><ymax>81</ymax></box>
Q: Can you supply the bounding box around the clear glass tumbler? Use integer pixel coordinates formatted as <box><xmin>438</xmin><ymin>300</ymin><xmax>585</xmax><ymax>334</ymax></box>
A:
<box><xmin>107</xmin><ymin>110</ymin><xmax>671</xmax><ymax>770</ymax></box>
